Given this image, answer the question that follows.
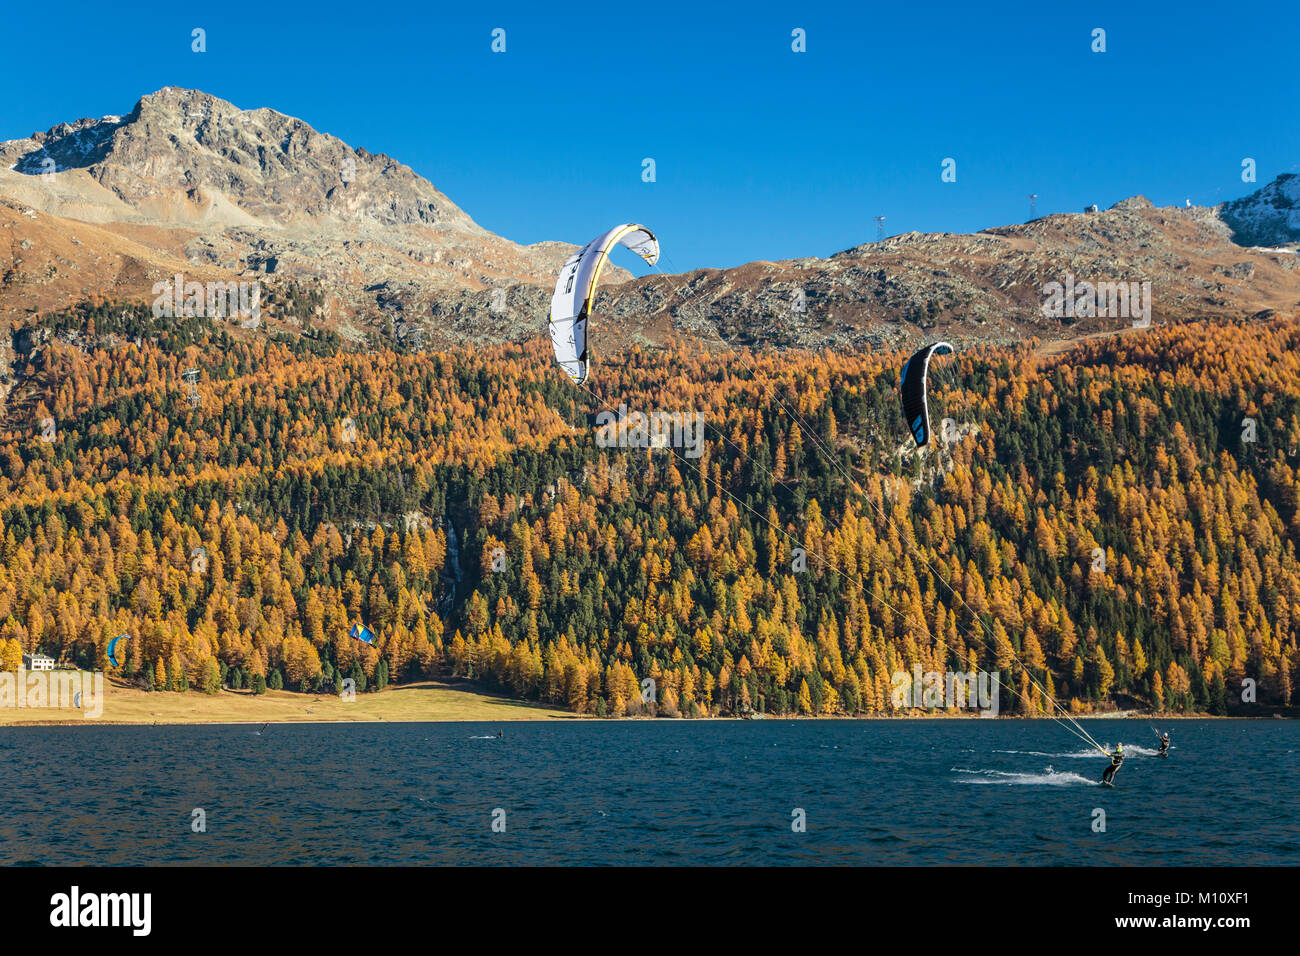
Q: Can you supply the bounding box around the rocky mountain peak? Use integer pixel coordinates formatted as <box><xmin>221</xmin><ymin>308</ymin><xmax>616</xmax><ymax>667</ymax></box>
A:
<box><xmin>1109</xmin><ymin>196</ymin><xmax>1155</xmax><ymax>211</ymax></box>
<box><xmin>1219</xmin><ymin>173</ymin><xmax>1300</xmax><ymax>247</ymax></box>
<box><xmin>4</xmin><ymin>87</ymin><xmax>473</xmax><ymax>233</ymax></box>
<box><xmin>0</xmin><ymin>89</ymin><xmax>582</xmax><ymax>320</ymax></box>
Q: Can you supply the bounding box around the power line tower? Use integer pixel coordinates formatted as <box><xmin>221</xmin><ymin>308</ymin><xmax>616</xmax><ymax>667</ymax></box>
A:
<box><xmin>875</xmin><ymin>216</ymin><xmax>887</xmax><ymax>242</ymax></box>
<box><xmin>181</xmin><ymin>368</ymin><xmax>201</xmax><ymax>408</ymax></box>
<box><xmin>1028</xmin><ymin>193</ymin><xmax>1038</xmax><ymax>220</ymax></box>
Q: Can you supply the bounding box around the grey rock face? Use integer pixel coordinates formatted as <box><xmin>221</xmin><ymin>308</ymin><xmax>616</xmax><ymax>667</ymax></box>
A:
<box><xmin>1218</xmin><ymin>174</ymin><xmax>1300</xmax><ymax>248</ymax></box>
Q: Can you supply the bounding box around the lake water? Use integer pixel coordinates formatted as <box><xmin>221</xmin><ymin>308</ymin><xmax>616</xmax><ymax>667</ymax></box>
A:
<box><xmin>2</xmin><ymin>719</ymin><xmax>1295</xmax><ymax>865</ymax></box>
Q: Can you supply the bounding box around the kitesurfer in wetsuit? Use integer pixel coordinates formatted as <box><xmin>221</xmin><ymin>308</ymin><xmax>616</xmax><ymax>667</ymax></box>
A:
<box><xmin>1101</xmin><ymin>742</ymin><xmax>1124</xmax><ymax>784</ymax></box>
<box><xmin>1158</xmin><ymin>733</ymin><xmax>1170</xmax><ymax>756</ymax></box>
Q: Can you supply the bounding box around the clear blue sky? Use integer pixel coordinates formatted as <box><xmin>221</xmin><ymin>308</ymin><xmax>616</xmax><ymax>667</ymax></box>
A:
<box><xmin>2</xmin><ymin>1</ymin><xmax>1297</xmax><ymax>272</ymax></box>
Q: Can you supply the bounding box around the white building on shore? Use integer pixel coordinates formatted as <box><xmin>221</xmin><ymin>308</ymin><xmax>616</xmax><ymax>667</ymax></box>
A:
<box><xmin>22</xmin><ymin>653</ymin><xmax>55</xmax><ymax>671</ymax></box>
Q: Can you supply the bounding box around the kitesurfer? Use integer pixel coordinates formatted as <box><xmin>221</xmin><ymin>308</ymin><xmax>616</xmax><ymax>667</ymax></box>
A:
<box><xmin>1158</xmin><ymin>733</ymin><xmax>1170</xmax><ymax>756</ymax></box>
<box><xmin>1101</xmin><ymin>742</ymin><xmax>1124</xmax><ymax>785</ymax></box>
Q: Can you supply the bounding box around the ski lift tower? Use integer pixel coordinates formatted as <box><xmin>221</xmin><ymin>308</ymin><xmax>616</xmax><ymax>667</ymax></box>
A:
<box><xmin>181</xmin><ymin>368</ymin><xmax>201</xmax><ymax>408</ymax></box>
<box><xmin>875</xmin><ymin>216</ymin><xmax>887</xmax><ymax>242</ymax></box>
<box><xmin>1028</xmin><ymin>193</ymin><xmax>1038</xmax><ymax>220</ymax></box>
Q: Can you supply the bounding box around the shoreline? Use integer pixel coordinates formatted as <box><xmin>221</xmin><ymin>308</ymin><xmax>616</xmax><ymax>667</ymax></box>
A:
<box><xmin>0</xmin><ymin>677</ymin><xmax>576</xmax><ymax>726</ymax></box>
<box><xmin>1</xmin><ymin>701</ymin><xmax>1281</xmax><ymax>728</ymax></box>
<box><xmin>3</xmin><ymin>670</ymin><xmax>1288</xmax><ymax>727</ymax></box>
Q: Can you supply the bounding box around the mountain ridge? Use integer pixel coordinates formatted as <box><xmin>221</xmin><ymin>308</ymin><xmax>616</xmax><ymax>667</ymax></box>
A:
<box><xmin>0</xmin><ymin>87</ymin><xmax>587</xmax><ymax>328</ymax></box>
<box><xmin>2</xmin><ymin>88</ymin><xmax>1298</xmax><ymax>354</ymax></box>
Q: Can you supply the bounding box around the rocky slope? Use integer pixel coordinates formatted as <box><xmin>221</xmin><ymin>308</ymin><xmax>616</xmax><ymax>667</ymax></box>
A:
<box><xmin>427</xmin><ymin>194</ymin><xmax>1300</xmax><ymax>355</ymax></box>
<box><xmin>1218</xmin><ymin>173</ymin><xmax>1300</xmax><ymax>248</ymax></box>
<box><xmin>0</xmin><ymin>88</ymin><xmax>582</xmax><ymax>326</ymax></box>
<box><xmin>2</xmin><ymin>88</ymin><xmax>1298</xmax><ymax>357</ymax></box>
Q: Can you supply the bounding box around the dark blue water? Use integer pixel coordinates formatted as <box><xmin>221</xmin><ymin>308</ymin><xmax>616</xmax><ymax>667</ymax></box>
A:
<box><xmin>2</xmin><ymin>719</ymin><xmax>1295</xmax><ymax>865</ymax></box>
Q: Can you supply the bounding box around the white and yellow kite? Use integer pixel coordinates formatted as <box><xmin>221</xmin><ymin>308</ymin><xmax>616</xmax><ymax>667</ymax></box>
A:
<box><xmin>548</xmin><ymin>223</ymin><xmax>659</xmax><ymax>385</ymax></box>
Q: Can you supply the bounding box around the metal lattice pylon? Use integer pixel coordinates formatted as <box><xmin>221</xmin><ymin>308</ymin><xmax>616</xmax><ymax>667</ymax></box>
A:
<box><xmin>181</xmin><ymin>368</ymin><xmax>201</xmax><ymax>408</ymax></box>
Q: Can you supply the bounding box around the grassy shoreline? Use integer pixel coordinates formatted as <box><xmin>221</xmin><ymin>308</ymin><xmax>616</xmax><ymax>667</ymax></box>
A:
<box><xmin>0</xmin><ymin>677</ymin><xmax>576</xmax><ymax>726</ymax></box>
<box><xmin>2</xmin><ymin>673</ymin><xmax>1283</xmax><ymax>727</ymax></box>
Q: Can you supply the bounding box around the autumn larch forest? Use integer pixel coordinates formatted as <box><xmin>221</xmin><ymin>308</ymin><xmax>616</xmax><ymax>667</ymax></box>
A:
<box><xmin>2</xmin><ymin>299</ymin><xmax>1297</xmax><ymax>717</ymax></box>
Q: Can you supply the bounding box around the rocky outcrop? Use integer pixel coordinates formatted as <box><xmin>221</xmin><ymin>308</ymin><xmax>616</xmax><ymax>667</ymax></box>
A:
<box><xmin>0</xmin><ymin>88</ymin><xmax>585</xmax><ymax>315</ymax></box>
<box><xmin>1218</xmin><ymin>173</ymin><xmax>1300</xmax><ymax>248</ymax></box>
<box><xmin>418</xmin><ymin>194</ymin><xmax>1300</xmax><ymax>355</ymax></box>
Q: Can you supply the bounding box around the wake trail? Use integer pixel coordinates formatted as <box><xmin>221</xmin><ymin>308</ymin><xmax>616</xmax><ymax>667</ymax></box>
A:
<box><xmin>952</xmin><ymin>767</ymin><xmax>1098</xmax><ymax>787</ymax></box>
<box><xmin>992</xmin><ymin>745</ymin><xmax>1159</xmax><ymax>758</ymax></box>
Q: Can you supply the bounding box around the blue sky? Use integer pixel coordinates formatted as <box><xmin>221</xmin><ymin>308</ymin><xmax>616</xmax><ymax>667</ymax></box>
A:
<box><xmin>2</xmin><ymin>1</ymin><xmax>1297</xmax><ymax>272</ymax></box>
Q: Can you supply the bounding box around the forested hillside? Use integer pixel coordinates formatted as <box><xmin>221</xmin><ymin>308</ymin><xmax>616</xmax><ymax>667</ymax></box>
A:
<box><xmin>2</xmin><ymin>302</ymin><xmax>1297</xmax><ymax>716</ymax></box>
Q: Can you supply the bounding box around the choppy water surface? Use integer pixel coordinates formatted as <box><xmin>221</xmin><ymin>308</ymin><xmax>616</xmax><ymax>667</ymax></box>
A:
<box><xmin>2</xmin><ymin>719</ymin><xmax>1294</xmax><ymax>865</ymax></box>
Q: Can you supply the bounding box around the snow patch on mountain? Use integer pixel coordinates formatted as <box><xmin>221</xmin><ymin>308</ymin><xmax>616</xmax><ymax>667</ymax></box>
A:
<box><xmin>1218</xmin><ymin>173</ymin><xmax>1300</xmax><ymax>247</ymax></box>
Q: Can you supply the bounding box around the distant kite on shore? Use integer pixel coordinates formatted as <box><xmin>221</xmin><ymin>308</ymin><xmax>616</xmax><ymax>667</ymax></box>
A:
<box><xmin>107</xmin><ymin>633</ymin><xmax>130</xmax><ymax>667</ymax></box>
